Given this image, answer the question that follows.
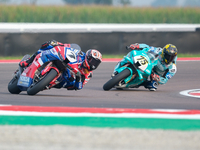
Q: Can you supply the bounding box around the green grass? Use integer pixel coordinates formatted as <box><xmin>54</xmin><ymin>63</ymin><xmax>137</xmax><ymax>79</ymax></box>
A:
<box><xmin>0</xmin><ymin>53</ymin><xmax>200</xmax><ymax>60</ymax></box>
<box><xmin>0</xmin><ymin>56</ymin><xmax>22</xmax><ymax>60</ymax></box>
<box><xmin>0</xmin><ymin>5</ymin><xmax>200</xmax><ymax>23</ymax></box>
<box><xmin>177</xmin><ymin>53</ymin><xmax>200</xmax><ymax>57</ymax></box>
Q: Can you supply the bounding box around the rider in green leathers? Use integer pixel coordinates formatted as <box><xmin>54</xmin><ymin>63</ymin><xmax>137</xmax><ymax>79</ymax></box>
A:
<box><xmin>116</xmin><ymin>43</ymin><xmax>178</xmax><ymax>91</ymax></box>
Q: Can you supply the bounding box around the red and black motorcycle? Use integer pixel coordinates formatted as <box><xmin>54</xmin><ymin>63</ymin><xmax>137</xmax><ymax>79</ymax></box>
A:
<box><xmin>8</xmin><ymin>45</ymin><xmax>80</xmax><ymax>95</ymax></box>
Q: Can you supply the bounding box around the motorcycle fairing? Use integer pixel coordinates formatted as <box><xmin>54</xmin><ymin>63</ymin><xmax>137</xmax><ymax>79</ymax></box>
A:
<box><xmin>113</xmin><ymin>49</ymin><xmax>158</xmax><ymax>88</ymax></box>
<box><xmin>17</xmin><ymin>54</ymin><xmax>45</xmax><ymax>91</ymax></box>
<box><xmin>16</xmin><ymin>46</ymin><xmax>83</xmax><ymax>91</ymax></box>
<box><xmin>17</xmin><ymin>75</ymin><xmax>33</xmax><ymax>91</ymax></box>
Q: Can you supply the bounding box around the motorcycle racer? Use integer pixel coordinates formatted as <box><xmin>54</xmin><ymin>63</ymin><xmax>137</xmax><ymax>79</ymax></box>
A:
<box><xmin>19</xmin><ymin>40</ymin><xmax>102</xmax><ymax>90</ymax></box>
<box><xmin>120</xmin><ymin>43</ymin><xmax>177</xmax><ymax>91</ymax></box>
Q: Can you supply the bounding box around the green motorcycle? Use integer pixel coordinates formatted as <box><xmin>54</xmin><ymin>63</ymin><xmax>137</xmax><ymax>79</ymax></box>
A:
<box><xmin>103</xmin><ymin>47</ymin><xmax>159</xmax><ymax>91</ymax></box>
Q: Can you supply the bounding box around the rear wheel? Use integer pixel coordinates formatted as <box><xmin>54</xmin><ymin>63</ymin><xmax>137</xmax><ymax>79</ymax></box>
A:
<box><xmin>27</xmin><ymin>69</ymin><xmax>58</xmax><ymax>95</ymax></box>
<box><xmin>103</xmin><ymin>69</ymin><xmax>131</xmax><ymax>91</ymax></box>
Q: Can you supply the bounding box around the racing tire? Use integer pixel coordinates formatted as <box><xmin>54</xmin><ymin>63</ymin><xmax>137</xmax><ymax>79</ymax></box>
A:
<box><xmin>103</xmin><ymin>69</ymin><xmax>131</xmax><ymax>91</ymax></box>
<box><xmin>27</xmin><ymin>69</ymin><xmax>58</xmax><ymax>95</ymax></box>
<box><xmin>8</xmin><ymin>76</ymin><xmax>21</xmax><ymax>94</ymax></box>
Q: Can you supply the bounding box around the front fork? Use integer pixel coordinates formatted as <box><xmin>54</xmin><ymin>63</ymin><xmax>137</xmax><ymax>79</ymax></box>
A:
<box><xmin>114</xmin><ymin>65</ymin><xmax>136</xmax><ymax>84</ymax></box>
<box><xmin>39</xmin><ymin>62</ymin><xmax>61</xmax><ymax>89</ymax></box>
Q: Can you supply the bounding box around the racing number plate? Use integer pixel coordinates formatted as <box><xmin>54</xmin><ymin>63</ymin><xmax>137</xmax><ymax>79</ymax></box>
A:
<box><xmin>134</xmin><ymin>56</ymin><xmax>148</xmax><ymax>71</ymax></box>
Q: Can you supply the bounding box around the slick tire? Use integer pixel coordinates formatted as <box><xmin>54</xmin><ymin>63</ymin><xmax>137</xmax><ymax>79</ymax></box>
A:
<box><xmin>8</xmin><ymin>76</ymin><xmax>21</xmax><ymax>94</ymax></box>
<box><xmin>103</xmin><ymin>69</ymin><xmax>131</xmax><ymax>91</ymax></box>
<box><xmin>27</xmin><ymin>69</ymin><xmax>58</xmax><ymax>95</ymax></box>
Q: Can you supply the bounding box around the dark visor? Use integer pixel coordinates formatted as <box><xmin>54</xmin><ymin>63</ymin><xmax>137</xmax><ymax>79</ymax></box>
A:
<box><xmin>89</xmin><ymin>58</ymin><xmax>101</xmax><ymax>71</ymax></box>
<box><xmin>164</xmin><ymin>53</ymin><xmax>176</xmax><ymax>64</ymax></box>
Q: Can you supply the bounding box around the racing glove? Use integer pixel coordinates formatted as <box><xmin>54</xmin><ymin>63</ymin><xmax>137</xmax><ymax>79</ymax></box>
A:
<box><xmin>71</xmin><ymin>76</ymin><xmax>82</xmax><ymax>90</ymax></box>
<box><xmin>19</xmin><ymin>52</ymin><xmax>38</xmax><ymax>67</ymax></box>
<box><xmin>129</xmin><ymin>43</ymin><xmax>140</xmax><ymax>50</ymax></box>
<box><xmin>67</xmin><ymin>71</ymin><xmax>83</xmax><ymax>91</ymax></box>
<box><xmin>150</xmin><ymin>72</ymin><xmax>160</xmax><ymax>82</ymax></box>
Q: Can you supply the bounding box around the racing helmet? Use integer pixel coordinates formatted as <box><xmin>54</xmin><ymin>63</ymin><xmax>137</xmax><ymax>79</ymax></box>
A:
<box><xmin>162</xmin><ymin>44</ymin><xmax>178</xmax><ymax>65</ymax></box>
<box><xmin>84</xmin><ymin>49</ymin><xmax>102</xmax><ymax>71</ymax></box>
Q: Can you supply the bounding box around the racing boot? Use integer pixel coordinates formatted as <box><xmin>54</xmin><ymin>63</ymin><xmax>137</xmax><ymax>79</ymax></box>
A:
<box><xmin>143</xmin><ymin>80</ymin><xmax>158</xmax><ymax>91</ymax></box>
<box><xmin>19</xmin><ymin>60</ymin><xmax>29</xmax><ymax>67</ymax></box>
<box><xmin>19</xmin><ymin>52</ymin><xmax>38</xmax><ymax>67</ymax></box>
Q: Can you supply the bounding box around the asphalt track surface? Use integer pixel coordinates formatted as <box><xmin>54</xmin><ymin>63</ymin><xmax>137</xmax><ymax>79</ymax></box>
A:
<box><xmin>1</xmin><ymin>60</ymin><xmax>200</xmax><ymax>110</ymax></box>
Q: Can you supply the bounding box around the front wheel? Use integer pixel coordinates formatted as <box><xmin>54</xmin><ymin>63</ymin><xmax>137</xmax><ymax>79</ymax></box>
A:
<box><xmin>8</xmin><ymin>76</ymin><xmax>21</xmax><ymax>94</ymax></box>
<box><xmin>27</xmin><ymin>69</ymin><xmax>58</xmax><ymax>95</ymax></box>
<box><xmin>103</xmin><ymin>69</ymin><xmax>131</xmax><ymax>91</ymax></box>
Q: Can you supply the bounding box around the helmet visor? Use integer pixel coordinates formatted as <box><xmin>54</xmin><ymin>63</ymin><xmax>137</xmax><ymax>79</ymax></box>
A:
<box><xmin>164</xmin><ymin>53</ymin><xmax>176</xmax><ymax>64</ymax></box>
<box><xmin>88</xmin><ymin>58</ymin><xmax>101</xmax><ymax>71</ymax></box>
